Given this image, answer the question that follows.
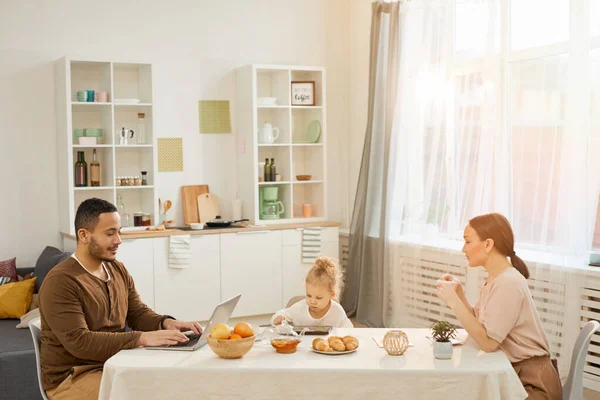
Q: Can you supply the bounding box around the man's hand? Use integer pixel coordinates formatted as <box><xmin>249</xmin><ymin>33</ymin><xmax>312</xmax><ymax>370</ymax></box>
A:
<box><xmin>163</xmin><ymin>319</ymin><xmax>203</xmax><ymax>335</ymax></box>
<box><xmin>136</xmin><ymin>330</ymin><xmax>190</xmax><ymax>347</ymax></box>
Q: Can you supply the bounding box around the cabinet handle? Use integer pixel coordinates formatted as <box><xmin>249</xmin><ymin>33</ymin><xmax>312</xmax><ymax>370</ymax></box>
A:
<box><xmin>237</xmin><ymin>230</ymin><xmax>269</xmax><ymax>235</ymax></box>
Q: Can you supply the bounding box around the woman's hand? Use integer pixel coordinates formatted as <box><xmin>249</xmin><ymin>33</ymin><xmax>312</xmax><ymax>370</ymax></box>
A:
<box><xmin>436</xmin><ymin>281</ymin><xmax>461</xmax><ymax>309</ymax></box>
<box><xmin>437</xmin><ymin>274</ymin><xmax>464</xmax><ymax>295</ymax></box>
<box><xmin>273</xmin><ymin>315</ymin><xmax>287</xmax><ymax>325</ymax></box>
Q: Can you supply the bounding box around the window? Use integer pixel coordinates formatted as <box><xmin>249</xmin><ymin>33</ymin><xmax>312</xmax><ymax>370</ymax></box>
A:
<box><xmin>393</xmin><ymin>0</ymin><xmax>599</xmax><ymax>254</ymax></box>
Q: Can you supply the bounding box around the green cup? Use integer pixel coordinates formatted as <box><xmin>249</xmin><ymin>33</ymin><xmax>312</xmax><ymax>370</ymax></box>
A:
<box><xmin>76</xmin><ymin>91</ymin><xmax>87</xmax><ymax>102</ymax></box>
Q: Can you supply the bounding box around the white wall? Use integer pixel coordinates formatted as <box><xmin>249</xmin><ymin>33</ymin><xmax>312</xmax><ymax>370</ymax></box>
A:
<box><xmin>0</xmin><ymin>0</ymin><xmax>353</xmax><ymax>267</ymax></box>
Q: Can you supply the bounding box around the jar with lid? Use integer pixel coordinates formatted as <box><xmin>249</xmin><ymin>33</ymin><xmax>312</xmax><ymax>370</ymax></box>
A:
<box><xmin>127</xmin><ymin>176</ymin><xmax>135</xmax><ymax>186</ymax></box>
<box><xmin>141</xmin><ymin>171</ymin><xmax>148</xmax><ymax>186</ymax></box>
<box><xmin>115</xmin><ymin>176</ymin><xmax>121</xmax><ymax>186</ymax></box>
<box><xmin>121</xmin><ymin>177</ymin><xmax>129</xmax><ymax>186</ymax></box>
<box><xmin>134</xmin><ymin>176</ymin><xmax>142</xmax><ymax>186</ymax></box>
<box><xmin>141</xmin><ymin>213</ymin><xmax>151</xmax><ymax>226</ymax></box>
<box><xmin>133</xmin><ymin>212</ymin><xmax>143</xmax><ymax>227</ymax></box>
<box><xmin>269</xmin><ymin>320</ymin><xmax>304</xmax><ymax>354</ymax></box>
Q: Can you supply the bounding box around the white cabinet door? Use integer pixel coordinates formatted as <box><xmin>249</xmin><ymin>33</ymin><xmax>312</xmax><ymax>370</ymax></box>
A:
<box><xmin>281</xmin><ymin>227</ymin><xmax>340</xmax><ymax>308</ymax></box>
<box><xmin>153</xmin><ymin>235</ymin><xmax>221</xmax><ymax>321</ymax></box>
<box><xmin>115</xmin><ymin>238</ymin><xmax>155</xmax><ymax>308</ymax></box>
<box><xmin>220</xmin><ymin>231</ymin><xmax>282</xmax><ymax>317</ymax></box>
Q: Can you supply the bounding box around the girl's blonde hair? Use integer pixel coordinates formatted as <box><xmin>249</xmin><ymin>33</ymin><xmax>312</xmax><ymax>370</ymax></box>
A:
<box><xmin>305</xmin><ymin>257</ymin><xmax>344</xmax><ymax>301</ymax></box>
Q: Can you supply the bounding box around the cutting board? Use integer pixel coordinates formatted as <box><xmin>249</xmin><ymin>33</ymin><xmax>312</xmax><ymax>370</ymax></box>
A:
<box><xmin>197</xmin><ymin>193</ymin><xmax>220</xmax><ymax>223</ymax></box>
<box><xmin>181</xmin><ymin>185</ymin><xmax>210</xmax><ymax>225</ymax></box>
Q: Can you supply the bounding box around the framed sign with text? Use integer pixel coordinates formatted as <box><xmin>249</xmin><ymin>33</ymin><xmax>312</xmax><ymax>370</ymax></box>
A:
<box><xmin>291</xmin><ymin>81</ymin><xmax>315</xmax><ymax>106</ymax></box>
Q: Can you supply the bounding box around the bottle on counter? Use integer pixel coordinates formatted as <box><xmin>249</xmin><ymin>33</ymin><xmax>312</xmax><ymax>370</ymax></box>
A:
<box><xmin>264</xmin><ymin>158</ymin><xmax>270</xmax><ymax>182</ymax></box>
<box><xmin>270</xmin><ymin>158</ymin><xmax>276</xmax><ymax>182</ymax></box>
<box><xmin>74</xmin><ymin>151</ymin><xmax>88</xmax><ymax>187</ymax></box>
<box><xmin>90</xmin><ymin>149</ymin><xmax>100</xmax><ymax>187</ymax></box>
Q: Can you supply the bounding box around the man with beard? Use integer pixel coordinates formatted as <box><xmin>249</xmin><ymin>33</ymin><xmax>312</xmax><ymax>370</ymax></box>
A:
<box><xmin>39</xmin><ymin>198</ymin><xmax>201</xmax><ymax>399</ymax></box>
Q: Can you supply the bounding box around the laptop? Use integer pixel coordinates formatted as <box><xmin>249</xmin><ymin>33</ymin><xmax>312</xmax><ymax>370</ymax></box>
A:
<box><xmin>146</xmin><ymin>294</ymin><xmax>241</xmax><ymax>351</ymax></box>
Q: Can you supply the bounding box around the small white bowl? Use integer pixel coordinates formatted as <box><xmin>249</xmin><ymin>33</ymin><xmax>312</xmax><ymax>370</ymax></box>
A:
<box><xmin>164</xmin><ymin>222</ymin><xmax>177</xmax><ymax>229</ymax></box>
<box><xmin>257</xmin><ymin>97</ymin><xmax>277</xmax><ymax>106</ymax></box>
<box><xmin>190</xmin><ymin>222</ymin><xmax>204</xmax><ymax>230</ymax></box>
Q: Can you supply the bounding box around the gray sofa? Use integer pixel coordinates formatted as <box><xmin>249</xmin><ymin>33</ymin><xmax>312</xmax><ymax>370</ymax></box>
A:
<box><xmin>0</xmin><ymin>247</ymin><xmax>70</xmax><ymax>400</ymax></box>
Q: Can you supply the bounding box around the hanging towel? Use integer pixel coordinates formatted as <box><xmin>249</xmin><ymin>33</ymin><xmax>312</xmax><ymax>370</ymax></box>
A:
<box><xmin>302</xmin><ymin>228</ymin><xmax>322</xmax><ymax>264</ymax></box>
<box><xmin>169</xmin><ymin>235</ymin><xmax>191</xmax><ymax>269</ymax></box>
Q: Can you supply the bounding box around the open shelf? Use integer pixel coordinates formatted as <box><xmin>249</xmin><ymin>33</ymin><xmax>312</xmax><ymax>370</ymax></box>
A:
<box><xmin>257</xmin><ymin>69</ymin><xmax>290</xmax><ymax>106</ymax></box>
<box><xmin>113</xmin><ymin>63</ymin><xmax>153</xmax><ymax>104</ymax></box>
<box><xmin>57</xmin><ymin>57</ymin><xmax>158</xmax><ymax>235</ymax></box>
<box><xmin>72</xmin><ymin>147</ymin><xmax>113</xmax><ymax>188</ymax></box>
<box><xmin>236</xmin><ymin>64</ymin><xmax>326</xmax><ymax>225</ymax></box>
<box><xmin>258</xmin><ymin>183</ymin><xmax>292</xmax><ymax>221</ymax></box>
<box><xmin>292</xmin><ymin>108</ymin><xmax>323</xmax><ymax>144</ymax></box>
<box><xmin>258</xmin><ymin>146</ymin><xmax>291</xmax><ymax>183</ymax></box>
<box><xmin>257</xmin><ymin>108</ymin><xmax>290</xmax><ymax>144</ymax></box>
<box><xmin>292</xmin><ymin>146</ymin><xmax>323</xmax><ymax>181</ymax></box>
<box><xmin>292</xmin><ymin>183</ymin><xmax>324</xmax><ymax>219</ymax></box>
<box><xmin>291</xmin><ymin>70</ymin><xmax>324</xmax><ymax>107</ymax></box>
<box><xmin>117</xmin><ymin>188</ymin><xmax>156</xmax><ymax>226</ymax></box>
<box><xmin>115</xmin><ymin>146</ymin><xmax>154</xmax><ymax>186</ymax></box>
<box><xmin>70</xmin><ymin>61</ymin><xmax>111</xmax><ymax>103</ymax></box>
<box><xmin>114</xmin><ymin>107</ymin><xmax>153</xmax><ymax>145</ymax></box>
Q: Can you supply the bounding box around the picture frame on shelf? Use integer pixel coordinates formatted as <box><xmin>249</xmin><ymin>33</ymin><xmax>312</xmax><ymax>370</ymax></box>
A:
<box><xmin>291</xmin><ymin>81</ymin><xmax>315</xmax><ymax>106</ymax></box>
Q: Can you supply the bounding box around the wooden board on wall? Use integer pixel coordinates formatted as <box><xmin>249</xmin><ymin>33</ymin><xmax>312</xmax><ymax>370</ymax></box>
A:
<box><xmin>182</xmin><ymin>185</ymin><xmax>209</xmax><ymax>225</ymax></box>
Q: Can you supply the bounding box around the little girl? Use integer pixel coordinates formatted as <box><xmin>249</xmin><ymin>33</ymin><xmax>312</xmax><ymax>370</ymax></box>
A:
<box><xmin>271</xmin><ymin>257</ymin><xmax>353</xmax><ymax>328</ymax></box>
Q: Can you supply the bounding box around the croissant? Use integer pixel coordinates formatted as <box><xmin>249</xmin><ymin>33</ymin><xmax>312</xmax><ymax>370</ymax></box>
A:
<box><xmin>329</xmin><ymin>339</ymin><xmax>346</xmax><ymax>351</ymax></box>
<box><xmin>315</xmin><ymin>341</ymin><xmax>332</xmax><ymax>352</ymax></box>
<box><xmin>328</xmin><ymin>336</ymin><xmax>343</xmax><ymax>345</ymax></box>
<box><xmin>312</xmin><ymin>338</ymin><xmax>326</xmax><ymax>349</ymax></box>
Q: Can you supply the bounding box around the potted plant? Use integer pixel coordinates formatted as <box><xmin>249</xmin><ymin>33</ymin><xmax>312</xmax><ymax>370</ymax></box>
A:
<box><xmin>430</xmin><ymin>320</ymin><xmax>457</xmax><ymax>359</ymax></box>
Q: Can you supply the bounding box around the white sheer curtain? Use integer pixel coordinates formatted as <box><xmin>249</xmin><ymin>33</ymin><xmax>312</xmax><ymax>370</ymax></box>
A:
<box><xmin>375</xmin><ymin>0</ymin><xmax>599</xmax><ymax>375</ymax></box>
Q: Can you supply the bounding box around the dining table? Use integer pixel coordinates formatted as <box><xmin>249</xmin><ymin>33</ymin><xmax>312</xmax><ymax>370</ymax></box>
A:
<box><xmin>98</xmin><ymin>328</ymin><xmax>528</xmax><ymax>400</ymax></box>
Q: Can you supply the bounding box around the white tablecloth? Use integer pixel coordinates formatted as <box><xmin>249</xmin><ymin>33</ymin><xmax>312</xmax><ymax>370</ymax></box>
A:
<box><xmin>99</xmin><ymin>328</ymin><xmax>527</xmax><ymax>400</ymax></box>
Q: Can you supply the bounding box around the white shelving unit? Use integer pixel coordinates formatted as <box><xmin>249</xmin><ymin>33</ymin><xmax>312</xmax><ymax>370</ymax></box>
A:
<box><xmin>235</xmin><ymin>64</ymin><xmax>327</xmax><ymax>224</ymax></box>
<box><xmin>55</xmin><ymin>57</ymin><xmax>158</xmax><ymax>235</ymax></box>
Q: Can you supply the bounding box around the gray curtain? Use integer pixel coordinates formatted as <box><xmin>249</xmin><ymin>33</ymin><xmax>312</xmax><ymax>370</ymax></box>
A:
<box><xmin>341</xmin><ymin>1</ymin><xmax>401</xmax><ymax>327</ymax></box>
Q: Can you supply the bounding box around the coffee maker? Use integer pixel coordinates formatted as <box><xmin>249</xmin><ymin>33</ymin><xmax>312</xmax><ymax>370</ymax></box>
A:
<box><xmin>259</xmin><ymin>186</ymin><xmax>285</xmax><ymax>220</ymax></box>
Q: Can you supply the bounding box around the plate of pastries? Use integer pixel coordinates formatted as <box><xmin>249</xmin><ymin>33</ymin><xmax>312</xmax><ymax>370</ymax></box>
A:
<box><xmin>312</xmin><ymin>335</ymin><xmax>359</xmax><ymax>355</ymax></box>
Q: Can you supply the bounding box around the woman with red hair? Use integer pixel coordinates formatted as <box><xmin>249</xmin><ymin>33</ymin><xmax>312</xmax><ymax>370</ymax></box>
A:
<box><xmin>436</xmin><ymin>213</ymin><xmax>561</xmax><ymax>399</ymax></box>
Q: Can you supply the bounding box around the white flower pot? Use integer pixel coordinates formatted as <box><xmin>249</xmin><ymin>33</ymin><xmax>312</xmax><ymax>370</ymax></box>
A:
<box><xmin>433</xmin><ymin>341</ymin><xmax>453</xmax><ymax>359</ymax></box>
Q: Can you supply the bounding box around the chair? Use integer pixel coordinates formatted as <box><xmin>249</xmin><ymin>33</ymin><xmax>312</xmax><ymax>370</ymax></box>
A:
<box><xmin>286</xmin><ymin>296</ymin><xmax>305</xmax><ymax>308</ymax></box>
<box><xmin>563</xmin><ymin>320</ymin><xmax>600</xmax><ymax>400</ymax></box>
<box><xmin>29</xmin><ymin>317</ymin><xmax>49</xmax><ymax>400</ymax></box>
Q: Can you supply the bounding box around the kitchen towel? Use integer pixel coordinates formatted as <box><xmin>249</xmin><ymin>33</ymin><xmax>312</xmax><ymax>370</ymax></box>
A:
<box><xmin>168</xmin><ymin>235</ymin><xmax>191</xmax><ymax>269</ymax></box>
<box><xmin>302</xmin><ymin>228</ymin><xmax>322</xmax><ymax>264</ymax></box>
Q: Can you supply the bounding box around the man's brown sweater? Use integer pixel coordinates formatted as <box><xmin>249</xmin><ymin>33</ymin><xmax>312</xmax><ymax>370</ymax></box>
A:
<box><xmin>39</xmin><ymin>257</ymin><xmax>165</xmax><ymax>390</ymax></box>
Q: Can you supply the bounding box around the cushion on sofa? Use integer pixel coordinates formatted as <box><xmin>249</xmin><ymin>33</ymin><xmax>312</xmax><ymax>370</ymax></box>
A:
<box><xmin>0</xmin><ymin>278</ymin><xmax>36</xmax><ymax>319</ymax></box>
<box><xmin>0</xmin><ymin>257</ymin><xmax>17</xmax><ymax>282</ymax></box>
<box><xmin>34</xmin><ymin>246</ymin><xmax>70</xmax><ymax>293</ymax></box>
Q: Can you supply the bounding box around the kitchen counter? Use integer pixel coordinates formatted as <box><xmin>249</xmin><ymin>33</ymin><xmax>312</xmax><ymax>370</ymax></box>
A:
<box><xmin>60</xmin><ymin>221</ymin><xmax>341</xmax><ymax>240</ymax></box>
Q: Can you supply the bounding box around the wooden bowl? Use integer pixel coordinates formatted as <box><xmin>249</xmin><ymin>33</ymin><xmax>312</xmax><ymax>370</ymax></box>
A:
<box><xmin>296</xmin><ymin>175</ymin><xmax>312</xmax><ymax>181</ymax></box>
<box><xmin>207</xmin><ymin>335</ymin><xmax>255</xmax><ymax>359</ymax></box>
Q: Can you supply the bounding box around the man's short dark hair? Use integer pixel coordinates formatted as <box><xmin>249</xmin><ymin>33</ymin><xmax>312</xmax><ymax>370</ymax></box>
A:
<box><xmin>74</xmin><ymin>198</ymin><xmax>118</xmax><ymax>238</ymax></box>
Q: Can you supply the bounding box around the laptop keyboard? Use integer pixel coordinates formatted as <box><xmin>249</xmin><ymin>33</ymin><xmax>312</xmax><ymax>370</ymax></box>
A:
<box><xmin>169</xmin><ymin>332</ymin><xmax>201</xmax><ymax>348</ymax></box>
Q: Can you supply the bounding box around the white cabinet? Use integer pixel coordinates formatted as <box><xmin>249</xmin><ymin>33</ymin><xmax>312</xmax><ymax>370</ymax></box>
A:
<box><xmin>235</xmin><ymin>64</ymin><xmax>328</xmax><ymax>225</ymax></box>
<box><xmin>220</xmin><ymin>231</ymin><xmax>283</xmax><ymax>317</ymax></box>
<box><xmin>152</xmin><ymin>235</ymin><xmax>221</xmax><ymax>321</ymax></box>
<box><xmin>114</xmin><ymin>238</ymin><xmax>155</xmax><ymax>308</ymax></box>
<box><xmin>55</xmin><ymin>57</ymin><xmax>158</xmax><ymax>235</ymax></box>
<box><xmin>281</xmin><ymin>227</ymin><xmax>339</xmax><ymax>307</ymax></box>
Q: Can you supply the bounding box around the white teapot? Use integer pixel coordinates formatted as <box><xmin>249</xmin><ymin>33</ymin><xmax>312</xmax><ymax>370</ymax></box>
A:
<box><xmin>258</xmin><ymin>122</ymin><xmax>280</xmax><ymax>144</ymax></box>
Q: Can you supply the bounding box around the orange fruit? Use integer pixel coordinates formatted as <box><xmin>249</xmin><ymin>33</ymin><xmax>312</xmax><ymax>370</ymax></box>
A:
<box><xmin>233</xmin><ymin>322</ymin><xmax>254</xmax><ymax>338</ymax></box>
<box><xmin>229</xmin><ymin>333</ymin><xmax>242</xmax><ymax>340</ymax></box>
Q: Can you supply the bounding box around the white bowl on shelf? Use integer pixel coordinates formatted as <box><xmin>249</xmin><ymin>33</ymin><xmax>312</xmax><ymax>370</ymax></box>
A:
<box><xmin>257</xmin><ymin>97</ymin><xmax>277</xmax><ymax>106</ymax></box>
<box><xmin>190</xmin><ymin>222</ymin><xmax>204</xmax><ymax>230</ymax></box>
<box><xmin>114</xmin><ymin>98</ymin><xmax>140</xmax><ymax>104</ymax></box>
